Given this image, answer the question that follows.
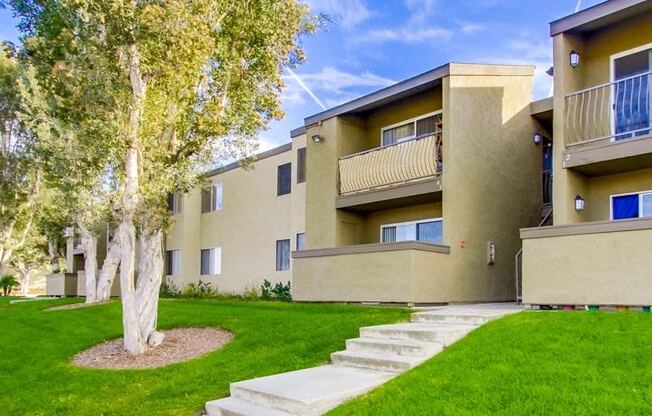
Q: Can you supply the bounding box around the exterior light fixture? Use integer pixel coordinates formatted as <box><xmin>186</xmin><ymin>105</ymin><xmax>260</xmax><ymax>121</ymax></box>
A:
<box><xmin>569</xmin><ymin>50</ymin><xmax>580</xmax><ymax>68</ymax></box>
<box><xmin>574</xmin><ymin>194</ymin><xmax>585</xmax><ymax>212</ymax></box>
<box><xmin>311</xmin><ymin>134</ymin><xmax>323</xmax><ymax>143</ymax></box>
<box><xmin>546</xmin><ymin>66</ymin><xmax>554</xmax><ymax>76</ymax></box>
<box><xmin>533</xmin><ymin>133</ymin><xmax>543</xmax><ymax>145</ymax></box>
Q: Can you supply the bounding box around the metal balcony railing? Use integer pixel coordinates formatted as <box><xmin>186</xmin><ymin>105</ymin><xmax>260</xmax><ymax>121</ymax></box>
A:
<box><xmin>338</xmin><ymin>133</ymin><xmax>442</xmax><ymax>195</ymax></box>
<box><xmin>565</xmin><ymin>71</ymin><xmax>652</xmax><ymax>146</ymax></box>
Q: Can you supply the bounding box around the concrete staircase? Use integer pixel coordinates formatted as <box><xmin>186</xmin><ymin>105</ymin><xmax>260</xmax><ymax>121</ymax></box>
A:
<box><xmin>204</xmin><ymin>303</ymin><xmax>521</xmax><ymax>416</ymax></box>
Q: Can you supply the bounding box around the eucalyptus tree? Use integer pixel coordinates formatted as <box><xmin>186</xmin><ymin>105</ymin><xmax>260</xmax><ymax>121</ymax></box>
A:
<box><xmin>10</xmin><ymin>0</ymin><xmax>316</xmax><ymax>355</ymax></box>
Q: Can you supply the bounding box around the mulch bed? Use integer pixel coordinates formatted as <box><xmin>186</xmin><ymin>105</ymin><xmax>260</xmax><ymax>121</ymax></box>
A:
<box><xmin>72</xmin><ymin>327</ymin><xmax>234</xmax><ymax>369</ymax></box>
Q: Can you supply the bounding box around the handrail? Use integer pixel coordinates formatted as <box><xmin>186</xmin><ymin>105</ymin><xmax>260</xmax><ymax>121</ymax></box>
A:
<box><xmin>565</xmin><ymin>70</ymin><xmax>652</xmax><ymax>98</ymax></box>
<box><xmin>339</xmin><ymin>131</ymin><xmax>442</xmax><ymax>161</ymax></box>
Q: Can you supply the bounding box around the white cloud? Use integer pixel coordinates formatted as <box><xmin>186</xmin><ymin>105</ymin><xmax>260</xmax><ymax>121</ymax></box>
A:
<box><xmin>306</xmin><ymin>0</ymin><xmax>371</xmax><ymax>29</ymax></box>
<box><xmin>355</xmin><ymin>27</ymin><xmax>452</xmax><ymax>45</ymax></box>
<box><xmin>404</xmin><ymin>0</ymin><xmax>439</xmax><ymax>24</ymax></box>
<box><xmin>460</xmin><ymin>23</ymin><xmax>487</xmax><ymax>34</ymax></box>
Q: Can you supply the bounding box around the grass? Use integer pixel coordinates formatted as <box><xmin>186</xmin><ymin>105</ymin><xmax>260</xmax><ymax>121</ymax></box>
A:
<box><xmin>328</xmin><ymin>311</ymin><xmax>652</xmax><ymax>416</ymax></box>
<box><xmin>0</xmin><ymin>297</ymin><xmax>410</xmax><ymax>415</ymax></box>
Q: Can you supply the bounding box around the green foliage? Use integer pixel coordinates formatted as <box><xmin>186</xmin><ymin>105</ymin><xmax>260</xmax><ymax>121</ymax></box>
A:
<box><xmin>0</xmin><ymin>298</ymin><xmax>409</xmax><ymax>414</ymax></box>
<box><xmin>180</xmin><ymin>280</ymin><xmax>218</xmax><ymax>299</ymax></box>
<box><xmin>260</xmin><ymin>279</ymin><xmax>273</xmax><ymax>300</ymax></box>
<box><xmin>0</xmin><ymin>274</ymin><xmax>19</xmax><ymax>296</ymax></box>
<box><xmin>159</xmin><ymin>280</ymin><xmax>179</xmax><ymax>298</ymax></box>
<box><xmin>242</xmin><ymin>284</ymin><xmax>259</xmax><ymax>301</ymax></box>
<box><xmin>260</xmin><ymin>279</ymin><xmax>291</xmax><ymax>301</ymax></box>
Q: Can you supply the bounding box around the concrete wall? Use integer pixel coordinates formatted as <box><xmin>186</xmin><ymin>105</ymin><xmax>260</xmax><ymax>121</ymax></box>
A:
<box><xmin>165</xmin><ymin>136</ymin><xmax>306</xmax><ymax>293</ymax></box>
<box><xmin>523</xmin><ymin>225</ymin><xmax>652</xmax><ymax>306</ymax></box>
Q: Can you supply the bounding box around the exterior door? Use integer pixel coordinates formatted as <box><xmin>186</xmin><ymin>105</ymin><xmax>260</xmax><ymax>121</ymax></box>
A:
<box><xmin>612</xmin><ymin>46</ymin><xmax>652</xmax><ymax>140</ymax></box>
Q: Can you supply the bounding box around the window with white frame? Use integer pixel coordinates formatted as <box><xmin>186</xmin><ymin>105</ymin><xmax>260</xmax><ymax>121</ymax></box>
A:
<box><xmin>381</xmin><ymin>112</ymin><xmax>442</xmax><ymax>146</ymax></box>
<box><xmin>276</xmin><ymin>239</ymin><xmax>291</xmax><ymax>271</ymax></box>
<box><xmin>296</xmin><ymin>232</ymin><xmax>306</xmax><ymax>251</ymax></box>
<box><xmin>165</xmin><ymin>250</ymin><xmax>180</xmax><ymax>276</ymax></box>
<box><xmin>611</xmin><ymin>191</ymin><xmax>652</xmax><ymax>220</ymax></box>
<box><xmin>201</xmin><ymin>182</ymin><xmax>223</xmax><ymax>213</ymax></box>
<box><xmin>200</xmin><ymin>247</ymin><xmax>222</xmax><ymax>275</ymax></box>
<box><xmin>381</xmin><ymin>218</ymin><xmax>443</xmax><ymax>244</ymax></box>
<box><xmin>167</xmin><ymin>193</ymin><xmax>183</xmax><ymax>214</ymax></box>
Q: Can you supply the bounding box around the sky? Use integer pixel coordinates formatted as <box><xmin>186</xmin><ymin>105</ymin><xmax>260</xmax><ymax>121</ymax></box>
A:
<box><xmin>0</xmin><ymin>0</ymin><xmax>605</xmax><ymax>152</ymax></box>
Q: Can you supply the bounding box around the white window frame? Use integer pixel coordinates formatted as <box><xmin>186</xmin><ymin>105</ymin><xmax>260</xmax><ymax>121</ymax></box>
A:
<box><xmin>379</xmin><ymin>110</ymin><xmax>442</xmax><ymax>147</ymax></box>
<box><xmin>166</xmin><ymin>249</ymin><xmax>181</xmax><ymax>276</ymax></box>
<box><xmin>200</xmin><ymin>247</ymin><xmax>222</xmax><ymax>275</ymax></box>
<box><xmin>170</xmin><ymin>193</ymin><xmax>183</xmax><ymax>215</ymax></box>
<box><xmin>211</xmin><ymin>182</ymin><xmax>223</xmax><ymax>211</ymax></box>
<box><xmin>609</xmin><ymin>42</ymin><xmax>652</xmax><ymax>142</ymax></box>
<box><xmin>296</xmin><ymin>232</ymin><xmax>306</xmax><ymax>251</ymax></box>
<box><xmin>380</xmin><ymin>217</ymin><xmax>443</xmax><ymax>243</ymax></box>
<box><xmin>609</xmin><ymin>190</ymin><xmax>652</xmax><ymax>220</ymax></box>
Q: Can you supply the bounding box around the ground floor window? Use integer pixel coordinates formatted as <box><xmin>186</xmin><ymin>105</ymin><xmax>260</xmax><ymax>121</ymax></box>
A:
<box><xmin>296</xmin><ymin>232</ymin><xmax>306</xmax><ymax>251</ymax></box>
<box><xmin>165</xmin><ymin>250</ymin><xmax>180</xmax><ymax>276</ymax></box>
<box><xmin>381</xmin><ymin>218</ymin><xmax>443</xmax><ymax>244</ymax></box>
<box><xmin>276</xmin><ymin>239</ymin><xmax>291</xmax><ymax>271</ymax></box>
<box><xmin>611</xmin><ymin>191</ymin><xmax>652</xmax><ymax>220</ymax></box>
<box><xmin>200</xmin><ymin>247</ymin><xmax>222</xmax><ymax>275</ymax></box>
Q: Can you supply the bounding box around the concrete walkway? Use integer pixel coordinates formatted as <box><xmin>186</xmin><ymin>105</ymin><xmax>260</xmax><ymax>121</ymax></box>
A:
<box><xmin>204</xmin><ymin>303</ymin><xmax>522</xmax><ymax>416</ymax></box>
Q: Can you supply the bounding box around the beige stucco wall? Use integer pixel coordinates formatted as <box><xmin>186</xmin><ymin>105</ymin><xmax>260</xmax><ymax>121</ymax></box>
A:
<box><xmin>299</xmin><ymin>64</ymin><xmax>540</xmax><ymax>303</ymax></box>
<box><xmin>165</xmin><ymin>135</ymin><xmax>306</xmax><ymax>293</ymax></box>
<box><xmin>552</xmin><ymin>15</ymin><xmax>652</xmax><ymax>225</ymax></box>
<box><xmin>583</xmin><ymin>168</ymin><xmax>652</xmax><ymax>221</ymax></box>
<box><xmin>523</xmin><ymin>228</ymin><xmax>652</xmax><ymax>306</ymax></box>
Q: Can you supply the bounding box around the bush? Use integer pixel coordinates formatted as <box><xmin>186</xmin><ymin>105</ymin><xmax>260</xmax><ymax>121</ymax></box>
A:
<box><xmin>181</xmin><ymin>280</ymin><xmax>218</xmax><ymax>298</ymax></box>
<box><xmin>0</xmin><ymin>274</ymin><xmax>19</xmax><ymax>296</ymax></box>
<box><xmin>260</xmin><ymin>279</ymin><xmax>291</xmax><ymax>301</ymax></box>
<box><xmin>242</xmin><ymin>284</ymin><xmax>259</xmax><ymax>300</ymax></box>
<box><xmin>159</xmin><ymin>280</ymin><xmax>179</xmax><ymax>298</ymax></box>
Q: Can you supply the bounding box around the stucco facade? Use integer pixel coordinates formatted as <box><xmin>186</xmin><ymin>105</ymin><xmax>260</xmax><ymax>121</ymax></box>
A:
<box><xmin>521</xmin><ymin>0</ymin><xmax>652</xmax><ymax>307</ymax></box>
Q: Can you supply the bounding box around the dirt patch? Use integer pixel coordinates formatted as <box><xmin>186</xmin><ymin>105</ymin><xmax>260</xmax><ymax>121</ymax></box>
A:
<box><xmin>72</xmin><ymin>327</ymin><xmax>233</xmax><ymax>369</ymax></box>
<box><xmin>46</xmin><ymin>301</ymin><xmax>111</xmax><ymax>311</ymax></box>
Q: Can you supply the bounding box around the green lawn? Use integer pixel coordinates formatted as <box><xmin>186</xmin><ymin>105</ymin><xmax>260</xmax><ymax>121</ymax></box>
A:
<box><xmin>0</xmin><ymin>298</ymin><xmax>410</xmax><ymax>415</ymax></box>
<box><xmin>328</xmin><ymin>311</ymin><xmax>652</xmax><ymax>416</ymax></box>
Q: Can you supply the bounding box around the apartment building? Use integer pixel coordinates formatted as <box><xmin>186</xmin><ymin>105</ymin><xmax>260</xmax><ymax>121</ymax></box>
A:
<box><xmin>521</xmin><ymin>0</ymin><xmax>652</xmax><ymax>307</ymax></box>
<box><xmin>164</xmin><ymin>135</ymin><xmax>306</xmax><ymax>293</ymax></box>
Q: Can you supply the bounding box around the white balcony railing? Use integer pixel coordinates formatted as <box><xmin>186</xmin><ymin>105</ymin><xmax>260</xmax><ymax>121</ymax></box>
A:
<box><xmin>565</xmin><ymin>71</ymin><xmax>651</xmax><ymax>146</ymax></box>
<box><xmin>338</xmin><ymin>133</ymin><xmax>442</xmax><ymax>195</ymax></box>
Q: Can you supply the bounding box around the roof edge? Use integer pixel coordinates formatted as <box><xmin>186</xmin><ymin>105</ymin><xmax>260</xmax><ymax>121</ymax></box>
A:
<box><xmin>204</xmin><ymin>142</ymin><xmax>292</xmax><ymax>178</ymax></box>
<box><xmin>550</xmin><ymin>0</ymin><xmax>647</xmax><ymax>36</ymax></box>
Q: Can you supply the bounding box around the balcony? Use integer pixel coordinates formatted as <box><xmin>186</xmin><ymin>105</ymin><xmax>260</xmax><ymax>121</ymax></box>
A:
<box><xmin>336</xmin><ymin>133</ymin><xmax>442</xmax><ymax>210</ymax></box>
<box><xmin>563</xmin><ymin>71</ymin><xmax>652</xmax><ymax>175</ymax></box>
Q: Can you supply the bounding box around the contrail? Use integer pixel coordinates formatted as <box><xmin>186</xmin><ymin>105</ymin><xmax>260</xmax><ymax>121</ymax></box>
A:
<box><xmin>574</xmin><ymin>0</ymin><xmax>582</xmax><ymax>12</ymax></box>
<box><xmin>286</xmin><ymin>67</ymin><xmax>327</xmax><ymax>110</ymax></box>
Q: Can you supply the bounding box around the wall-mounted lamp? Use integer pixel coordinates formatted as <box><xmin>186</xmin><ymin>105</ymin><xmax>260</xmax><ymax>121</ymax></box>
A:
<box><xmin>311</xmin><ymin>134</ymin><xmax>324</xmax><ymax>143</ymax></box>
<box><xmin>569</xmin><ymin>50</ymin><xmax>581</xmax><ymax>68</ymax></box>
<box><xmin>533</xmin><ymin>133</ymin><xmax>543</xmax><ymax>145</ymax></box>
<box><xmin>546</xmin><ymin>66</ymin><xmax>554</xmax><ymax>76</ymax></box>
<box><xmin>574</xmin><ymin>194</ymin><xmax>585</xmax><ymax>212</ymax></box>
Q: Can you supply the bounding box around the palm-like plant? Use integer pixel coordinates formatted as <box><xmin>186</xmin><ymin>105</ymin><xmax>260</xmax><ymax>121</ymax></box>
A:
<box><xmin>0</xmin><ymin>274</ymin><xmax>19</xmax><ymax>296</ymax></box>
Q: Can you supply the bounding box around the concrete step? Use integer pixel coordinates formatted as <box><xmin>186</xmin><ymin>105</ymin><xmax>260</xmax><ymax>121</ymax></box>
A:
<box><xmin>331</xmin><ymin>350</ymin><xmax>425</xmax><ymax>372</ymax></box>
<box><xmin>411</xmin><ymin>312</ymin><xmax>488</xmax><ymax>326</ymax></box>
<box><xmin>359</xmin><ymin>323</ymin><xmax>475</xmax><ymax>346</ymax></box>
<box><xmin>345</xmin><ymin>337</ymin><xmax>443</xmax><ymax>357</ymax></box>
<box><xmin>229</xmin><ymin>365</ymin><xmax>394</xmax><ymax>415</ymax></box>
<box><xmin>205</xmin><ymin>397</ymin><xmax>294</xmax><ymax>416</ymax></box>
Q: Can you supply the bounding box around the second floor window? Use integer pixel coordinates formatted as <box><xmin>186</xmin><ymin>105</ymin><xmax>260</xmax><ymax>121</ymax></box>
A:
<box><xmin>381</xmin><ymin>112</ymin><xmax>442</xmax><ymax>146</ymax></box>
<box><xmin>296</xmin><ymin>232</ymin><xmax>306</xmax><ymax>251</ymax></box>
<box><xmin>297</xmin><ymin>147</ymin><xmax>307</xmax><ymax>183</ymax></box>
<box><xmin>202</xmin><ymin>182</ymin><xmax>223</xmax><ymax>213</ymax></box>
<box><xmin>165</xmin><ymin>249</ymin><xmax>180</xmax><ymax>276</ymax></box>
<box><xmin>277</xmin><ymin>163</ymin><xmax>292</xmax><ymax>196</ymax></box>
<box><xmin>200</xmin><ymin>247</ymin><xmax>222</xmax><ymax>275</ymax></box>
<box><xmin>167</xmin><ymin>193</ymin><xmax>183</xmax><ymax>214</ymax></box>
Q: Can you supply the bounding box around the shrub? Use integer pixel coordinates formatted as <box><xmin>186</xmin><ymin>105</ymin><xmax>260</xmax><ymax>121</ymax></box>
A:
<box><xmin>260</xmin><ymin>279</ymin><xmax>273</xmax><ymax>300</ymax></box>
<box><xmin>260</xmin><ymin>279</ymin><xmax>291</xmax><ymax>301</ymax></box>
<box><xmin>242</xmin><ymin>284</ymin><xmax>259</xmax><ymax>300</ymax></box>
<box><xmin>0</xmin><ymin>274</ymin><xmax>19</xmax><ymax>296</ymax></box>
<box><xmin>159</xmin><ymin>280</ymin><xmax>179</xmax><ymax>298</ymax></box>
<box><xmin>180</xmin><ymin>280</ymin><xmax>218</xmax><ymax>298</ymax></box>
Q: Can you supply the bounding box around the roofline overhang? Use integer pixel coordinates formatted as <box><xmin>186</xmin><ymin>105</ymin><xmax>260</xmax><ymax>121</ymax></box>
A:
<box><xmin>550</xmin><ymin>0</ymin><xmax>650</xmax><ymax>37</ymax></box>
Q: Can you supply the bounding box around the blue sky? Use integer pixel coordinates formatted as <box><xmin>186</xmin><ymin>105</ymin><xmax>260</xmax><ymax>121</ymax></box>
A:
<box><xmin>0</xmin><ymin>0</ymin><xmax>604</xmax><ymax>151</ymax></box>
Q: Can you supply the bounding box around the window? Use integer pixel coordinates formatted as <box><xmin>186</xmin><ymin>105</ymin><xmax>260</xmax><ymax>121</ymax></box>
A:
<box><xmin>297</xmin><ymin>148</ymin><xmax>306</xmax><ymax>183</ymax></box>
<box><xmin>165</xmin><ymin>250</ymin><xmax>180</xmax><ymax>276</ymax></box>
<box><xmin>296</xmin><ymin>232</ymin><xmax>306</xmax><ymax>251</ymax></box>
<box><xmin>612</xmin><ymin>45</ymin><xmax>651</xmax><ymax>140</ymax></box>
<box><xmin>381</xmin><ymin>112</ymin><xmax>442</xmax><ymax>146</ymax></box>
<box><xmin>276</xmin><ymin>239</ymin><xmax>291</xmax><ymax>271</ymax></box>
<box><xmin>277</xmin><ymin>163</ymin><xmax>292</xmax><ymax>196</ymax></box>
<box><xmin>381</xmin><ymin>218</ymin><xmax>443</xmax><ymax>244</ymax></box>
<box><xmin>202</xmin><ymin>182</ymin><xmax>223</xmax><ymax>213</ymax></box>
<box><xmin>611</xmin><ymin>191</ymin><xmax>652</xmax><ymax>220</ymax></box>
<box><xmin>167</xmin><ymin>193</ymin><xmax>183</xmax><ymax>214</ymax></box>
<box><xmin>200</xmin><ymin>247</ymin><xmax>222</xmax><ymax>275</ymax></box>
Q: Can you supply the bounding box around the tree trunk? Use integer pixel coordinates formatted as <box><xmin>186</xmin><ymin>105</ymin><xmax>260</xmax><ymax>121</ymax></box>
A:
<box><xmin>48</xmin><ymin>238</ymin><xmax>60</xmax><ymax>273</ymax></box>
<box><xmin>79</xmin><ymin>231</ymin><xmax>98</xmax><ymax>304</ymax></box>
<box><xmin>96</xmin><ymin>234</ymin><xmax>121</xmax><ymax>302</ymax></box>
<box><xmin>18</xmin><ymin>269</ymin><xmax>29</xmax><ymax>296</ymax></box>
<box><xmin>137</xmin><ymin>229</ymin><xmax>165</xmax><ymax>347</ymax></box>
